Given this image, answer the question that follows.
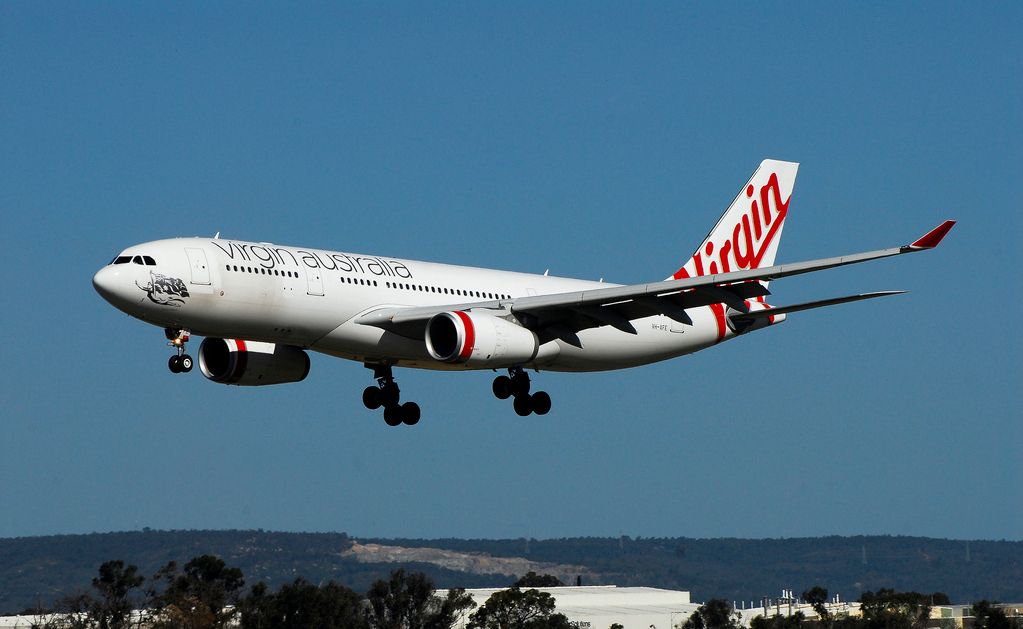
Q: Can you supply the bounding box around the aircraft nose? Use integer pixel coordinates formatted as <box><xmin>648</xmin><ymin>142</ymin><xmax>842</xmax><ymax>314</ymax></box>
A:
<box><xmin>93</xmin><ymin>265</ymin><xmax>131</xmax><ymax>306</ymax></box>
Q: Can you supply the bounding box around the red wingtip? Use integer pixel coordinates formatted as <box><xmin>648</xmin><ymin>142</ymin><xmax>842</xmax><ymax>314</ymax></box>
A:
<box><xmin>910</xmin><ymin>220</ymin><xmax>956</xmax><ymax>249</ymax></box>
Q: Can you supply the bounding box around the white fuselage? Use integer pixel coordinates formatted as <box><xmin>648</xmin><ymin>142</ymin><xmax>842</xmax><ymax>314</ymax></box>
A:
<box><xmin>93</xmin><ymin>237</ymin><xmax>735</xmax><ymax>373</ymax></box>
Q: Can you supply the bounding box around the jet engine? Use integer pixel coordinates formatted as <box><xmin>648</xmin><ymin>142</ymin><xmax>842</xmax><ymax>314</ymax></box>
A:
<box><xmin>425</xmin><ymin>311</ymin><xmax>539</xmax><ymax>368</ymax></box>
<box><xmin>198</xmin><ymin>338</ymin><xmax>310</xmax><ymax>385</ymax></box>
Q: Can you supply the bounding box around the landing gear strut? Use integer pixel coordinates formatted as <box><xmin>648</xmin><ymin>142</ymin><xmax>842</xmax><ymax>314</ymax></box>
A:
<box><xmin>363</xmin><ymin>364</ymin><xmax>420</xmax><ymax>426</ymax></box>
<box><xmin>493</xmin><ymin>367</ymin><xmax>551</xmax><ymax>416</ymax></box>
<box><xmin>165</xmin><ymin>328</ymin><xmax>193</xmax><ymax>374</ymax></box>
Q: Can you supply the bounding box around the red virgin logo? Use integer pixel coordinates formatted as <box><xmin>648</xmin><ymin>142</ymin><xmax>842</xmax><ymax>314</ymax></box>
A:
<box><xmin>674</xmin><ymin>172</ymin><xmax>791</xmax><ymax>280</ymax></box>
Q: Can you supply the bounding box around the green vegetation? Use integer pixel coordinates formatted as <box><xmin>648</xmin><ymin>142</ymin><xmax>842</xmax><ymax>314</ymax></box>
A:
<box><xmin>970</xmin><ymin>601</ymin><xmax>1017</xmax><ymax>629</ymax></box>
<box><xmin>465</xmin><ymin>587</ymin><xmax>570</xmax><ymax>629</ymax></box>
<box><xmin>365</xmin><ymin>568</ymin><xmax>475</xmax><ymax>629</ymax></box>
<box><xmin>35</xmin><ymin>558</ymin><xmax>475</xmax><ymax>629</ymax></box>
<box><xmin>681</xmin><ymin>599</ymin><xmax>744</xmax><ymax>629</ymax></box>
<box><xmin>512</xmin><ymin>573</ymin><xmax>564</xmax><ymax>588</ymax></box>
<box><xmin>2</xmin><ymin>531</ymin><xmax>1021</xmax><ymax>615</ymax></box>
<box><xmin>747</xmin><ymin>588</ymin><xmax>1021</xmax><ymax>629</ymax></box>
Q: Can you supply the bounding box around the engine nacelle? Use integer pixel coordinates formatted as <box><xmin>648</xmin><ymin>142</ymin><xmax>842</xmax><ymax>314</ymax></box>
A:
<box><xmin>198</xmin><ymin>338</ymin><xmax>310</xmax><ymax>386</ymax></box>
<box><xmin>425</xmin><ymin>311</ymin><xmax>539</xmax><ymax>368</ymax></box>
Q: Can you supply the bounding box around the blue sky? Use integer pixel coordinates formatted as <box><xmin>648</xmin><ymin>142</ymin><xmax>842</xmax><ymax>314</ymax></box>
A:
<box><xmin>1</xmin><ymin>3</ymin><xmax>1019</xmax><ymax>542</ymax></box>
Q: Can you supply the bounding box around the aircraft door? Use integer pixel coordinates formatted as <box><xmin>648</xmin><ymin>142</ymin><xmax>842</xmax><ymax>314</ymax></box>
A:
<box><xmin>306</xmin><ymin>269</ymin><xmax>324</xmax><ymax>296</ymax></box>
<box><xmin>185</xmin><ymin>248</ymin><xmax>211</xmax><ymax>285</ymax></box>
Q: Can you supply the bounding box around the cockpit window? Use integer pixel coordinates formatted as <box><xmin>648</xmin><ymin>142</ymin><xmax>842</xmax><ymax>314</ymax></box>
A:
<box><xmin>111</xmin><ymin>256</ymin><xmax>132</xmax><ymax>265</ymax></box>
<box><xmin>143</xmin><ymin>256</ymin><xmax>156</xmax><ymax>265</ymax></box>
<box><xmin>132</xmin><ymin>256</ymin><xmax>145</xmax><ymax>265</ymax></box>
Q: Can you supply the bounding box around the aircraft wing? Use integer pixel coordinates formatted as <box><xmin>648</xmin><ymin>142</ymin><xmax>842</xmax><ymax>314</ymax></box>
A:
<box><xmin>355</xmin><ymin>220</ymin><xmax>955</xmax><ymax>343</ymax></box>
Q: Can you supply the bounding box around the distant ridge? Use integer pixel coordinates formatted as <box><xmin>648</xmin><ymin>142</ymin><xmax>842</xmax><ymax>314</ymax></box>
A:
<box><xmin>1</xmin><ymin>531</ymin><xmax>1020</xmax><ymax>615</ymax></box>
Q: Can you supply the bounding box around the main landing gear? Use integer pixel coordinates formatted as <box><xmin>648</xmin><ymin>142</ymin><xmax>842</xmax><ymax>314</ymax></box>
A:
<box><xmin>362</xmin><ymin>364</ymin><xmax>421</xmax><ymax>427</ymax></box>
<box><xmin>492</xmin><ymin>367</ymin><xmax>551</xmax><ymax>416</ymax></box>
<box><xmin>165</xmin><ymin>328</ymin><xmax>193</xmax><ymax>374</ymax></box>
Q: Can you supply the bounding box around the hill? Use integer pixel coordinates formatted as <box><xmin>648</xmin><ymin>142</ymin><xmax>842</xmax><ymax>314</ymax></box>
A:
<box><xmin>1</xmin><ymin>531</ymin><xmax>1020</xmax><ymax>614</ymax></box>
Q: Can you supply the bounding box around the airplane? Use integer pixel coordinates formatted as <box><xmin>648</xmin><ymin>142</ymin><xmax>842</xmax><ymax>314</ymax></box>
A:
<box><xmin>93</xmin><ymin>159</ymin><xmax>954</xmax><ymax>426</ymax></box>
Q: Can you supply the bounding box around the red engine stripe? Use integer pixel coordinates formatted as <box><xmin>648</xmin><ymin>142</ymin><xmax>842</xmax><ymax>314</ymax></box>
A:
<box><xmin>231</xmin><ymin>339</ymin><xmax>248</xmax><ymax>383</ymax></box>
<box><xmin>453</xmin><ymin>311</ymin><xmax>474</xmax><ymax>361</ymax></box>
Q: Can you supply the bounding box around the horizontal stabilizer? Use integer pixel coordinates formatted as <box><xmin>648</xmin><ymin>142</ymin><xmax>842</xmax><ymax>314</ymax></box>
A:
<box><xmin>730</xmin><ymin>291</ymin><xmax>906</xmax><ymax>321</ymax></box>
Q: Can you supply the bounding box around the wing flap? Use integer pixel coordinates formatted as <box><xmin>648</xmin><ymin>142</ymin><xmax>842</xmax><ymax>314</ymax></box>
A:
<box><xmin>729</xmin><ymin>291</ymin><xmax>906</xmax><ymax>321</ymax></box>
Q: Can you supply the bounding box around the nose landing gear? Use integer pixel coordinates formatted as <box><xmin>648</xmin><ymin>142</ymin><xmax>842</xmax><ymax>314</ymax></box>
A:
<box><xmin>493</xmin><ymin>367</ymin><xmax>551</xmax><ymax>416</ymax></box>
<box><xmin>165</xmin><ymin>328</ymin><xmax>193</xmax><ymax>373</ymax></box>
<box><xmin>363</xmin><ymin>364</ymin><xmax>420</xmax><ymax>426</ymax></box>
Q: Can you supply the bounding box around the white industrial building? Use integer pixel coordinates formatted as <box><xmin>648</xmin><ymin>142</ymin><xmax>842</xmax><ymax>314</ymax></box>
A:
<box><xmin>449</xmin><ymin>585</ymin><xmax>699</xmax><ymax>629</ymax></box>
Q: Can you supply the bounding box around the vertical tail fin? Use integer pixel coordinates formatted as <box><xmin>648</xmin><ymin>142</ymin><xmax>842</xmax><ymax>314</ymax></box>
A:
<box><xmin>670</xmin><ymin>159</ymin><xmax>799</xmax><ymax>282</ymax></box>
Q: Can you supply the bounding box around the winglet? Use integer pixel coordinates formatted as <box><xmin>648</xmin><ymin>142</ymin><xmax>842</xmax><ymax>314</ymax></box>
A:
<box><xmin>909</xmin><ymin>220</ymin><xmax>956</xmax><ymax>249</ymax></box>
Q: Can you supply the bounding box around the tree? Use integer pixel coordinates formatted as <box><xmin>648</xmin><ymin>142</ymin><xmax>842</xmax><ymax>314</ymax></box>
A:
<box><xmin>41</xmin><ymin>561</ymin><xmax>146</xmax><ymax>629</ymax></box>
<box><xmin>367</xmin><ymin>569</ymin><xmax>475</xmax><ymax>629</ymax></box>
<box><xmin>150</xmin><ymin>555</ymin><xmax>245</xmax><ymax>629</ymax></box>
<box><xmin>466</xmin><ymin>587</ymin><xmax>572</xmax><ymax>629</ymax></box>
<box><xmin>238</xmin><ymin>578</ymin><xmax>370</xmax><ymax>629</ymax></box>
<box><xmin>931</xmin><ymin>594</ymin><xmax>951</xmax><ymax>606</ymax></box>
<box><xmin>89</xmin><ymin>560</ymin><xmax>145</xmax><ymax>629</ymax></box>
<box><xmin>858</xmin><ymin>589</ymin><xmax>932</xmax><ymax>629</ymax></box>
<box><xmin>971</xmin><ymin>601</ymin><xmax>1017</xmax><ymax>629</ymax></box>
<box><xmin>44</xmin><ymin>592</ymin><xmax>94</xmax><ymax>629</ymax></box>
<box><xmin>679</xmin><ymin>599</ymin><xmax>743</xmax><ymax>629</ymax></box>
<box><xmin>513</xmin><ymin>573</ymin><xmax>564</xmax><ymax>588</ymax></box>
<box><xmin>751</xmin><ymin>612</ymin><xmax>806</xmax><ymax>629</ymax></box>
<box><xmin>803</xmin><ymin>587</ymin><xmax>830</xmax><ymax>622</ymax></box>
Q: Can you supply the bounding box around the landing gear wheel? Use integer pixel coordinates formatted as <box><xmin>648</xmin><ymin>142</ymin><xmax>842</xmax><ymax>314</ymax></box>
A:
<box><xmin>492</xmin><ymin>375</ymin><xmax>512</xmax><ymax>400</ymax></box>
<box><xmin>365</xmin><ymin>364</ymin><xmax>421</xmax><ymax>425</ymax></box>
<box><xmin>363</xmin><ymin>386</ymin><xmax>383</xmax><ymax>410</ymax></box>
<box><xmin>383</xmin><ymin>405</ymin><xmax>403</xmax><ymax>427</ymax></box>
<box><xmin>165</xmin><ymin>329</ymin><xmax>191</xmax><ymax>374</ymax></box>
<box><xmin>401</xmin><ymin>402</ymin><xmax>421</xmax><ymax>426</ymax></box>
<box><xmin>510</xmin><ymin>374</ymin><xmax>530</xmax><ymax>397</ymax></box>
<box><xmin>531</xmin><ymin>391</ymin><xmax>552</xmax><ymax>415</ymax></box>
<box><xmin>513</xmin><ymin>395</ymin><xmax>533</xmax><ymax>417</ymax></box>
<box><xmin>381</xmin><ymin>383</ymin><xmax>400</xmax><ymax>406</ymax></box>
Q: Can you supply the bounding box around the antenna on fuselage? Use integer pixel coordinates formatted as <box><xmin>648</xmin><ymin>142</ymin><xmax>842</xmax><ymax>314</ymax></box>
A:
<box><xmin>213</xmin><ymin>231</ymin><xmax>220</xmax><ymax>239</ymax></box>
<box><xmin>544</xmin><ymin>269</ymin><xmax>549</xmax><ymax>276</ymax></box>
